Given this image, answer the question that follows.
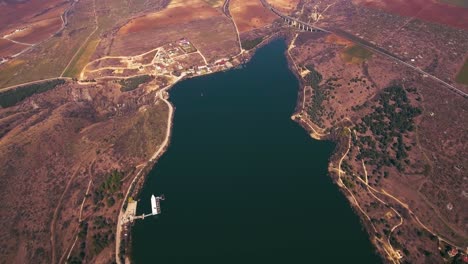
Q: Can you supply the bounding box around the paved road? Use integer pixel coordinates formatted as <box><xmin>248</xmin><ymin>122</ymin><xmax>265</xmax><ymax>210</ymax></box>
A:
<box><xmin>259</xmin><ymin>0</ymin><xmax>329</xmax><ymax>32</ymax></box>
<box><xmin>331</xmin><ymin>28</ymin><xmax>468</xmax><ymax>99</ymax></box>
<box><xmin>261</xmin><ymin>0</ymin><xmax>468</xmax><ymax>99</ymax></box>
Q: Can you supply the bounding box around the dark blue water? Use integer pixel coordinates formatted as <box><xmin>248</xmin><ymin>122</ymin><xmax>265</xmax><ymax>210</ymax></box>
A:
<box><xmin>131</xmin><ymin>39</ymin><xmax>381</xmax><ymax>263</ymax></box>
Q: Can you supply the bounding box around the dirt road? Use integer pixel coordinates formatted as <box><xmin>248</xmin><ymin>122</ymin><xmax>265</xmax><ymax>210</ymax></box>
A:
<box><xmin>115</xmin><ymin>82</ymin><xmax>176</xmax><ymax>264</ymax></box>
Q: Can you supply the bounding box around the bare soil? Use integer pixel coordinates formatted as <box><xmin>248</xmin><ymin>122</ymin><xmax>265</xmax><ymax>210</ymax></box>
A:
<box><xmin>0</xmin><ymin>80</ymin><xmax>169</xmax><ymax>263</ymax></box>
<box><xmin>353</xmin><ymin>0</ymin><xmax>468</xmax><ymax>30</ymax></box>
<box><xmin>0</xmin><ymin>39</ymin><xmax>26</xmax><ymax>58</ymax></box>
<box><xmin>289</xmin><ymin>4</ymin><xmax>468</xmax><ymax>259</ymax></box>
<box><xmin>268</xmin><ymin>0</ymin><xmax>299</xmax><ymax>13</ymax></box>
<box><xmin>229</xmin><ymin>0</ymin><xmax>277</xmax><ymax>33</ymax></box>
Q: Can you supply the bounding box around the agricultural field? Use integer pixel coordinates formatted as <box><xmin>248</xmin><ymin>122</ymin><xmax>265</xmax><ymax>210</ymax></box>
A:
<box><xmin>0</xmin><ymin>0</ymin><xmax>96</xmax><ymax>88</ymax></box>
<box><xmin>341</xmin><ymin>45</ymin><xmax>373</xmax><ymax>64</ymax></box>
<box><xmin>62</xmin><ymin>39</ymin><xmax>101</xmax><ymax>78</ymax></box>
<box><xmin>0</xmin><ymin>0</ymin><xmax>68</xmax><ymax>35</ymax></box>
<box><xmin>203</xmin><ymin>0</ymin><xmax>224</xmax><ymax>7</ymax></box>
<box><xmin>4</xmin><ymin>17</ymin><xmax>63</xmax><ymax>44</ymax></box>
<box><xmin>0</xmin><ymin>0</ymin><xmax>168</xmax><ymax>89</ymax></box>
<box><xmin>352</xmin><ymin>0</ymin><xmax>468</xmax><ymax>30</ymax></box>
<box><xmin>229</xmin><ymin>0</ymin><xmax>277</xmax><ymax>33</ymax></box>
<box><xmin>118</xmin><ymin>0</ymin><xmax>220</xmax><ymax>35</ymax></box>
<box><xmin>268</xmin><ymin>0</ymin><xmax>300</xmax><ymax>13</ymax></box>
<box><xmin>109</xmin><ymin>0</ymin><xmax>238</xmax><ymax>61</ymax></box>
<box><xmin>439</xmin><ymin>0</ymin><xmax>468</xmax><ymax>8</ymax></box>
<box><xmin>455</xmin><ymin>57</ymin><xmax>468</xmax><ymax>85</ymax></box>
<box><xmin>0</xmin><ymin>39</ymin><xmax>27</xmax><ymax>58</ymax></box>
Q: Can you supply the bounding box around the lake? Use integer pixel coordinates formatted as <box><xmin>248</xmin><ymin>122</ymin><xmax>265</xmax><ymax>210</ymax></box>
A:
<box><xmin>131</xmin><ymin>39</ymin><xmax>381</xmax><ymax>263</ymax></box>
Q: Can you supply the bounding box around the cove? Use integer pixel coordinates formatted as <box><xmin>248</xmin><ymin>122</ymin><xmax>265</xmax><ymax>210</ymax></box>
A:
<box><xmin>131</xmin><ymin>39</ymin><xmax>381</xmax><ymax>263</ymax></box>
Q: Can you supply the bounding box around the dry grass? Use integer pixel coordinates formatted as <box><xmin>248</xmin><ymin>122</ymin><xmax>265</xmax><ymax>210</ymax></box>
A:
<box><xmin>0</xmin><ymin>0</ymin><xmax>96</xmax><ymax>88</ymax></box>
<box><xmin>203</xmin><ymin>0</ymin><xmax>224</xmax><ymax>7</ymax></box>
<box><xmin>0</xmin><ymin>0</ymin><xmax>67</xmax><ymax>33</ymax></box>
<box><xmin>7</xmin><ymin>17</ymin><xmax>63</xmax><ymax>44</ymax></box>
<box><xmin>455</xmin><ymin>57</ymin><xmax>468</xmax><ymax>85</ymax></box>
<box><xmin>0</xmin><ymin>59</ymin><xmax>26</xmax><ymax>88</ymax></box>
<box><xmin>0</xmin><ymin>0</ymin><xmax>163</xmax><ymax>88</ymax></box>
<box><xmin>229</xmin><ymin>0</ymin><xmax>277</xmax><ymax>33</ymax></box>
<box><xmin>0</xmin><ymin>39</ymin><xmax>27</xmax><ymax>57</ymax></box>
<box><xmin>268</xmin><ymin>0</ymin><xmax>299</xmax><ymax>13</ymax></box>
<box><xmin>118</xmin><ymin>0</ymin><xmax>221</xmax><ymax>35</ymax></box>
<box><xmin>110</xmin><ymin>0</ymin><xmax>238</xmax><ymax>60</ymax></box>
<box><xmin>353</xmin><ymin>0</ymin><xmax>468</xmax><ymax>30</ymax></box>
<box><xmin>325</xmin><ymin>34</ymin><xmax>353</xmax><ymax>46</ymax></box>
<box><xmin>440</xmin><ymin>0</ymin><xmax>468</xmax><ymax>7</ymax></box>
<box><xmin>63</xmin><ymin>39</ymin><xmax>101</xmax><ymax>78</ymax></box>
<box><xmin>340</xmin><ymin>45</ymin><xmax>373</xmax><ymax>64</ymax></box>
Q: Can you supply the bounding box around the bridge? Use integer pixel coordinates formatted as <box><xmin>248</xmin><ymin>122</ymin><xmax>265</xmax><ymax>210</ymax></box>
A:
<box><xmin>259</xmin><ymin>0</ymin><xmax>329</xmax><ymax>33</ymax></box>
<box><xmin>259</xmin><ymin>0</ymin><xmax>468</xmax><ymax>99</ymax></box>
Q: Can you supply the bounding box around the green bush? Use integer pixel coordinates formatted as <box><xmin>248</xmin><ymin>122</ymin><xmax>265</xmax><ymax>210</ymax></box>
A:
<box><xmin>241</xmin><ymin>37</ymin><xmax>263</xmax><ymax>50</ymax></box>
<box><xmin>119</xmin><ymin>75</ymin><xmax>152</xmax><ymax>92</ymax></box>
<box><xmin>0</xmin><ymin>79</ymin><xmax>65</xmax><ymax>108</ymax></box>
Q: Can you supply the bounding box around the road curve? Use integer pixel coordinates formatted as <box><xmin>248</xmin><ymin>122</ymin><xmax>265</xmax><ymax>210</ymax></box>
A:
<box><xmin>115</xmin><ymin>84</ymin><xmax>175</xmax><ymax>264</ymax></box>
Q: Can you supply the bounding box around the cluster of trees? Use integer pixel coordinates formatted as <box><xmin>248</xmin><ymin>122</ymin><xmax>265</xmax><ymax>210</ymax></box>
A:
<box><xmin>68</xmin><ymin>221</ymin><xmax>89</xmax><ymax>264</ymax></box>
<box><xmin>119</xmin><ymin>75</ymin><xmax>153</xmax><ymax>92</ymax></box>
<box><xmin>0</xmin><ymin>79</ymin><xmax>65</xmax><ymax>108</ymax></box>
<box><xmin>93</xmin><ymin>170</ymin><xmax>124</xmax><ymax>206</ymax></box>
<box><xmin>68</xmin><ymin>215</ymin><xmax>116</xmax><ymax>263</ymax></box>
<box><xmin>91</xmin><ymin>230</ymin><xmax>114</xmax><ymax>255</ymax></box>
<box><xmin>241</xmin><ymin>37</ymin><xmax>263</xmax><ymax>50</ymax></box>
<box><xmin>305</xmin><ymin>65</ymin><xmax>327</xmax><ymax>126</ymax></box>
<box><xmin>93</xmin><ymin>216</ymin><xmax>111</xmax><ymax>229</ymax></box>
<box><xmin>355</xmin><ymin>86</ymin><xmax>421</xmax><ymax>173</ymax></box>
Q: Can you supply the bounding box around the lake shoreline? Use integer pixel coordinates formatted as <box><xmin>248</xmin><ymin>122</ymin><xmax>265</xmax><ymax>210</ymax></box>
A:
<box><xmin>282</xmin><ymin>33</ymin><xmax>385</xmax><ymax>262</ymax></box>
<box><xmin>122</xmin><ymin>36</ymin><xmax>381</xmax><ymax>263</ymax></box>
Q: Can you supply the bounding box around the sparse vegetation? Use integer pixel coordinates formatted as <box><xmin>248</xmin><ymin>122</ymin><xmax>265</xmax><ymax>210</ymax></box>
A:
<box><xmin>0</xmin><ymin>79</ymin><xmax>65</xmax><ymax>108</ymax></box>
<box><xmin>119</xmin><ymin>75</ymin><xmax>153</xmax><ymax>92</ymax></box>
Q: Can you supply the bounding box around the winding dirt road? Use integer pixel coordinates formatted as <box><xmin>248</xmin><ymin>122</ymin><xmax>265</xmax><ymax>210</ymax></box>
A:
<box><xmin>115</xmin><ymin>82</ymin><xmax>176</xmax><ymax>264</ymax></box>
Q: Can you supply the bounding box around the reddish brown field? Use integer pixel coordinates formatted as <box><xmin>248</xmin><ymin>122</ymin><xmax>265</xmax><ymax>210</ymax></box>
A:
<box><xmin>353</xmin><ymin>0</ymin><xmax>468</xmax><ymax>30</ymax></box>
<box><xmin>0</xmin><ymin>39</ymin><xmax>27</xmax><ymax>58</ymax></box>
<box><xmin>0</xmin><ymin>0</ymin><xmax>67</xmax><ymax>33</ymax></box>
<box><xmin>118</xmin><ymin>0</ymin><xmax>221</xmax><ymax>35</ymax></box>
<box><xmin>268</xmin><ymin>0</ymin><xmax>299</xmax><ymax>13</ymax></box>
<box><xmin>7</xmin><ymin>17</ymin><xmax>63</xmax><ymax>44</ymax></box>
<box><xmin>325</xmin><ymin>34</ymin><xmax>353</xmax><ymax>46</ymax></box>
<box><xmin>0</xmin><ymin>0</ymin><xmax>68</xmax><ymax>49</ymax></box>
<box><xmin>109</xmin><ymin>0</ymin><xmax>238</xmax><ymax>60</ymax></box>
<box><xmin>229</xmin><ymin>0</ymin><xmax>277</xmax><ymax>33</ymax></box>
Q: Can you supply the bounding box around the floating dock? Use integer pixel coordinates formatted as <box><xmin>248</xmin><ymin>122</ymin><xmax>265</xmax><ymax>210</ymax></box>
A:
<box><xmin>122</xmin><ymin>194</ymin><xmax>165</xmax><ymax>223</ymax></box>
